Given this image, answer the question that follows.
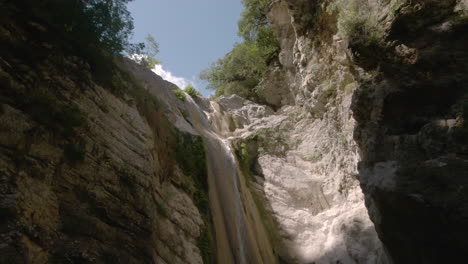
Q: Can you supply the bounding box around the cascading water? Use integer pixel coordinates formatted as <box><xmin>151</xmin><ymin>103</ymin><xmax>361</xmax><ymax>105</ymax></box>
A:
<box><xmin>183</xmin><ymin>95</ymin><xmax>276</xmax><ymax>264</ymax></box>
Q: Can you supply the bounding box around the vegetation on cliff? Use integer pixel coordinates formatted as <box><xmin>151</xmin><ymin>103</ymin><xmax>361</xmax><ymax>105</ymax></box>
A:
<box><xmin>200</xmin><ymin>0</ymin><xmax>279</xmax><ymax>102</ymax></box>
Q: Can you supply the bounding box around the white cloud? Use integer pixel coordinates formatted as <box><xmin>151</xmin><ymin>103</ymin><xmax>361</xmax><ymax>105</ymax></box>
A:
<box><xmin>151</xmin><ymin>64</ymin><xmax>190</xmax><ymax>89</ymax></box>
<box><xmin>128</xmin><ymin>54</ymin><xmax>193</xmax><ymax>89</ymax></box>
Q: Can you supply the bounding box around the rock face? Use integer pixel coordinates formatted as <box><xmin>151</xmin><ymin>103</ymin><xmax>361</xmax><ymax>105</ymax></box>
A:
<box><xmin>350</xmin><ymin>1</ymin><xmax>468</xmax><ymax>263</ymax></box>
<box><xmin>204</xmin><ymin>0</ymin><xmax>389</xmax><ymax>263</ymax></box>
<box><xmin>222</xmin><ymin>0</ymin><xmax>467</xmax><ymax>263</ymax></box>
<box><xmin>0</xmin><ymin>10</ymin><xmax>210</xmax><ymax>262</ymax></box>
<box><xmin>0</xmin><ymin>58</ymin><xmax>203</xmax><ymax>264</ymax></box>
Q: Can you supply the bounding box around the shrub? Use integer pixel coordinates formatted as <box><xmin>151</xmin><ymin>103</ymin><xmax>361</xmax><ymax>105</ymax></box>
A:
<box><xmin>173</xmin><ymin>89</ymin><xmax>186</xmax><ymax>101</ymax></box>
<box><xmin>337</xmin><ymin>0</ymin><xmax>386</xmax><ymax>46</ymax></box>
<box><xmin>138</xmin><ymin>34</ymin><xmax>161</xmax><ymax>69</ymax></box>
<box><xmin>141</xmin><ymin>56</ymin><xmax>160</xmax><ymax>69</ymax></box>
<box><xmin>185</xmin><ymin>85</ymin><xmax>201</xmax><ymax>98</ymax></box>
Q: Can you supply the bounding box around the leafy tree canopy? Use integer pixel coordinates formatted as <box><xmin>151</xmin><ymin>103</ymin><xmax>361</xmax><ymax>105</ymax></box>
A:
<box><xmin>24</xmin><ymin>0</ymin><xmax>139</xmax><ymax>55</ymax></box>
<box><xmin>82</xmin><ymin>0</ymin><xmax>136</xmax><ymax>54</ymax></box>
<box><xmin>200</xmin><ymin>0</ymin><xmax>279</xmax><ymax>102</ymax></box>
<box><xmin>238</xmin><ymin>0</ymin><xmax>271</xmax><ymax>40</ymax></box>
<box><xmin>137</xmin><ymin>34</ymin><xmax>161</xmax><ymax>69</ymax></box>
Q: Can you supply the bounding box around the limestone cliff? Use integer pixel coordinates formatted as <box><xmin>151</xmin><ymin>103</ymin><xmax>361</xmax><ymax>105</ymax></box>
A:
<box><xmin>0</xmin><ymin>10</ymin><xmax>208</xmax><ymax>263</ymax></box>
<box><xmin>208</xmin><ymin>0</ymin><xmax>468</xmax><ymax>263</ymax></box>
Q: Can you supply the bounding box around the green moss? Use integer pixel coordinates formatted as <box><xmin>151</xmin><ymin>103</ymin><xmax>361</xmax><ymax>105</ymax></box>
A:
<box><xmin>339</xmin><ymin>135</ymin><xmax>349</xmax><ymax>148</ymax></box>
<box><xmin>174</xmin><ymin>131</ymin><xmax>209</xmax><ymax>213</ymax></box>
<box><xmin>304</xmin><ymin>152</ymin><xmax>322</xmax><ymax>162</ymax></box>
<box><xmin>233</xmin><ymin>140</ymin><xmax>283</xmax><ymax>255</ymax></box>
<box><xmin>172</xmin><ymin>130</ymin><xmax>215</xmax><ymax>261</ymax></box>
<box><xmin>173</xmin><ymin>89</ymin><xmax>186</xmax><ymax>101</ymax></box>
<box><xmin>180</xmin><ymin>109</ymin><xmax>190</xmax><ymax>123</ymax></box>
<box><xmin>156</xmin><ymin>201</ymin><xmax>168</xmax><ymax>218</ymax></box>
<box><xmin>175</xmin><ymin>132</ymin><xmax>207</xmax><ymax>186</ymax></box>
<box><xmin>344</xmin><ymin>82</ymin><xmax>357</xmax><ymax>94</ymax></box>
<box><xmin>21</xmin><ymin>88</ymin><xmax>87</xmax><ymax>137</ymax></box>
<box><xmin>295</xmin><ymin>138</ymin><xmax>303</xmax><ymax>147</ymax></box>
<box><xmin>64</xmin><ymin>143</ymin><xmax>86</xmax><ymax>163</ymax></box>
<box><xmin>197</xmin><ymin>228</ymin><xmax>213</xmax><ymax>264</ymax></box>
<box><xmin>239</xmin><ymin>143</ymin><xmax>251</xmax><ymax>168</ymax></box>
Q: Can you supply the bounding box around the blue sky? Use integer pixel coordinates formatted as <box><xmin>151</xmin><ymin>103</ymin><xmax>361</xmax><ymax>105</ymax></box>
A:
<box><xmin>127</xmin><ymin>0</ymin><xmax>243</xmax><ymax>96</ymax></box>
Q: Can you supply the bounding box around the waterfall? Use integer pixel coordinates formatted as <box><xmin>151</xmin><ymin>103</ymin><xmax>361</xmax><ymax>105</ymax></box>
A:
<box><xmin>183</xmin><ymin>96</ymin><xmax>276</xmax><ymax>264</ymax></box>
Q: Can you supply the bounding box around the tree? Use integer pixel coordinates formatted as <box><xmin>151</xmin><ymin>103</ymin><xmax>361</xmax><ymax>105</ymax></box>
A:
<box><xmin>200</xmin><ymin>40</ymin><xmax>268</xmax><ymax>101</ymax></box>
<box><xmin>38</xmin><ymin>0</ymin><xmax>137</xmax><ymax>55</ymax></box>
<box><xmin>238</xmin><ymin>0</ymin><xmax>271</xmax><ymax>40</ymax></box>
<box><xmin>140</xmin><ymin>34</ymin><xmax>161</xmax><ymax>69</ymax></box>
<box><xmin>200</xmin><ymin>0</ymin><xmax>279</xmax><ymax>101</ymax></box>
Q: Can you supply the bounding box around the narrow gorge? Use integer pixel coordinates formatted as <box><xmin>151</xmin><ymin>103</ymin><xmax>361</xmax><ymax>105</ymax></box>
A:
<box><xmin>1</xmin><ymin>0</ymin><xmax>467</xmax><ymax>264</ymax></box>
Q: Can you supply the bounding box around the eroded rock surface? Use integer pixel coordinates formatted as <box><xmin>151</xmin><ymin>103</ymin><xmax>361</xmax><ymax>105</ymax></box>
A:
<box><xmin>209</xmin><ymin>0</ymin><xmax>468</xmax><ymax>263</ymax></box>
<box><xmin>0</xmin><ymin>11</ymin><xmax>209</xmax><ymax>262</ymax></box>
<box><xmin>350</xmin><ymin>1</ymin><xmax>468</xmax><ymax>263</ymax></box>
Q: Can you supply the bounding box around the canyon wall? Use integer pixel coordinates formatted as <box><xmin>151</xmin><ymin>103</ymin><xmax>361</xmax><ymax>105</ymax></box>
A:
<box><xmin>1</xmin><ymin>0</ymin><xmax>467</xmax><ymax>263</ymax></box>
<box><xmin>210</xmin><ymin>0</ymin><xmax>467</xmax><ymax>263</ymax></box>
<box><xmin>0</xmin><ymin>13</ymin><xmax>210</xmax><ymax>262</ymax></box>
<box><xmin>0</xmin><ymin>7</ymin><xmax>277</xmax><ymax>263</ymax></box>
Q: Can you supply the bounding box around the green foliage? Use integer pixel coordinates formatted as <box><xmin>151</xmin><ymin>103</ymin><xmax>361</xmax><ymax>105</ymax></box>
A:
<box><xmin>141</xmin><ymin>56</ymin><xmax>160</xmax><ymax>69</ymax></box>
<box><xmin>194</xmin><ymin>190</ymin><xmax>209</xmax><ymax>215</ymax></box>
<box><xmin>145</xmin><ymin>34</ymin><xmax>160</xmax><ymax>57</ymax></box>
<box><xmin>185</xmin><ymin>85</ymin><xmax>201</xmax><ymax>98</ymax></box>
<box><xmin>197</xmin><ymin>229</ymin><xmax>213</xmax><ymax>264</ymax></box>
<box><xmin>174</xmin><ymin>132</ymin><xmax>209</xmax><ymax>213</ymax></box>
<box><xmin>337</xmin><ymin>0</ymin><xmax>386</xmax><ymax>46</ymax></box>
<box><xmin>139</xmin><ymin>34</ymin><xmax>161</xmax><ymax>69</ymax></box>
<box><xmin>30</xmin><ymin>0</ymin><xmax>145</xmax><ymax>58</ymax></box>
<box><xmin>238</xmin><ymin>0</ymin><xmax>271</xmax><ymax>41</ymax></box>
<box><xmin>64</xmin><ymin>143</ymin><xmax>86</xmax><ymax>163</ymax></box>
<box><xmin>173</xmin><ymin>89</ymin><xmax>186</xmax><ymax>101</ymax></box>
<box><xmin>462</xmin><ymin>100</ymin><xmax>468</xmax><ymax>120</ymax></box>
<box><xmin>25</xmin><ymin>0</ymin><xmax>138</xmax><ymax>54</ymax></box>
<box><xmin>200</xmin><ymin>38</ymin><xmax>277</xmax><ymax>101</ymax></box>
<box><xmin>83</xmin><ymin>0</ymin><xmax>136</xmax><ymax>54</ymax></box>
<box><xmin>201</xmin><ymin>0</ymin><xmax>279</xmax><ymax>102</ymax></box>
<box><xmin>240</xmin><ymin>143</ymin><xmax>250</xmax><ymax>166</ymax></box>
<box><xmin>234</xmin><ymin>141</ymin><xmax>258</xmax><ymax>174</ymax></box>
